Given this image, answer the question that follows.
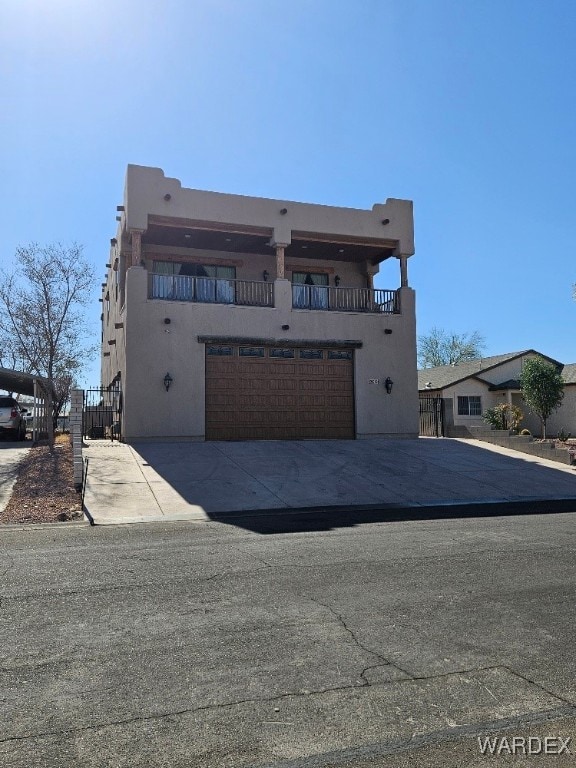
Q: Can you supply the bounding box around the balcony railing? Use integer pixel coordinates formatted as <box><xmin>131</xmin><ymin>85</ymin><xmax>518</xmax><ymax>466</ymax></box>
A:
<box><xmin>292</xmin><ymin>285</ymin><xmax>400</xmax><ymax>313</ymax></box>
<box><xmin>149</xmin><ymin>274</ymin><xmax>274</xmax><ymax>307</ymax></box>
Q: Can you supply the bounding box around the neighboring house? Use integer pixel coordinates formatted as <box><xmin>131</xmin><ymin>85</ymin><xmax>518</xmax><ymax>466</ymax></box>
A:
<box><xmin>418</xmin><ymin>350</ymin><xmax>576</xmax><ymax>437</ymax></box>
<box><xmin>101</xmin><ymin>165</ymin><xmax>418</xmax><ymax>442</ymax></box>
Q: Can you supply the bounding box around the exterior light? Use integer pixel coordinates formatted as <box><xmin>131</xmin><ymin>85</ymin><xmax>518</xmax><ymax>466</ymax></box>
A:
<box><xmin>280</xmin><ymin>208</ymin><xmax>288</xmax><ymax>215</ymax></box>
<box><xmin>381</xmin><ymin>218</ymin><xmax>390</xmax><ymax>225</ymax></box>
<box><xmin>263</xmin><ymin>270</ymin><xmax>269</xmax><ymax>281</ymax></box>
<box><xmin>164</xmin><ymin>193</ymin><xmax>171</xmax><ymax>201</ymax></box>
<box><xmin>163</xmin><ymin>372</ymin><xmax>173</xmax><ymax>391</ymax></box>
<box><xmin>281</xmin><ymin>324</ymin><xmax>290</xmax><ymax>331</ymax></box>
<box><xmin>385</xmin><ymin>377</ymin><xmax>393</xmax><ymax>394</ymax></box>
<box><xmin>334</xmin><ymin>275</ymin><xmax>341</xmax><ymax>286</ymax></box>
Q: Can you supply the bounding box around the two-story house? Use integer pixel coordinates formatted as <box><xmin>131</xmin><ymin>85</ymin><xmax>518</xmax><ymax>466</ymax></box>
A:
<box><xmin>101</xmin><ymin>165</ymin><xmax>418</xmax><ymax>441</ymax></box>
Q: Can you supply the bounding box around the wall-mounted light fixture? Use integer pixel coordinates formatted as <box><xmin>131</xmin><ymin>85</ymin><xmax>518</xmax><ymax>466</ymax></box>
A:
<box><xmin>163</xmin><ymin>372</ymin><xmax>173</xmax><ymax>391</ymax></box>
<box><xmin>281</xmin><ymin>324</ymin><xmax>290</xmax><ymax>331</ymax></box>
<box><xmin>334</xmin><ymin>275</ymin><xmax>341</xmax><ymax>286</ymax></box>
<box><xmin>164</xmin><ymin>318</ymin><xmax>171</xmax><ymax>325</ymax></box>
<box><xmin>263</xmin><ymin>270</ymin><xmax>269</xmax><ymax>282</ymax></box>
<box><xmin>164</xmin><ymin>193</ymin><xmax>171</xmax><ymax>201</ymax></box>
<box><xmin>384</xmin><ymin>377</ymin><xmax>393</xmax><ymax>394</ymax></box>
<box><xmin>110</xmin><ymin>238</ymin><xmax>117</xmax><ymax>246</ymax></box>
<box><xmin>280</xmin><ymin>208</ymin><xmax>288</xmax><ymax>215</ymax></box>
<box><xmin>381</xmin><ymin>218</ymin><xmax>390</xmax><ymax>226</ymax></box>
<box><xmin>116</xmin><ymin>205</ymin><xmax>125</xmax><ymax>212</ymax></box>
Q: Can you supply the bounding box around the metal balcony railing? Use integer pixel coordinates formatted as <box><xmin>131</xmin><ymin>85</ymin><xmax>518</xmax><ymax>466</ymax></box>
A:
<box><xmin>149</xmin><ymin>274</ymin><xmax>274</xmax><ymax>307</ymax></box>
<box><xmin>292</xmin><ymin>285</ymin><xmax>400</xmax><ymax>313</ymax></box>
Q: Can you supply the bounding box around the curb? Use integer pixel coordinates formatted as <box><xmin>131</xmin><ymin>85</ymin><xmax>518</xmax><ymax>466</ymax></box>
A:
<box><xmin>83</xmin><ymin>496</ymin><xmax>576</xmax><ymax>529</ymax></box>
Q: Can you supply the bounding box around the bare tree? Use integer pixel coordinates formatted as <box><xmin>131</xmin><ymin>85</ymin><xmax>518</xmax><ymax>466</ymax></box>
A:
<box><xmin>0</xmin><ymin>320</ymin><xmax>34</xmax><ymax>387</ymax></box>
<box><xmin>418</xmin><ymin>327</ymin><xmax>486</xmax><ymax>368</ymax></box>
<box><xmin>0</xmin><ymin>243</ymin><xmax>96</xmax><ymax>446</ymax></box>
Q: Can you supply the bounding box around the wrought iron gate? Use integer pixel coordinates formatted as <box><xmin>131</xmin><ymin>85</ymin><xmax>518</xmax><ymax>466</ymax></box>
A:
<box><xmin>419</xmin><ymin>395</ymin><xmax>445</xmax><ymax>437</ymax></box>
<box><xmin>83</xmin><ymin>386</ymin><xmax>122</xmax><ymax>440</ymax></box>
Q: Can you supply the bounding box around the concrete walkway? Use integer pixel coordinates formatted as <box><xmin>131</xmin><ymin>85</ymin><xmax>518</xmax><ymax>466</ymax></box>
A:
<box><xmin>82</xmin><ymin>438</ymin><xmax>576</xmax><ymax>525</ymax></box>
<box><xmin>0</xmin><ymin>442</ymin><xmax>30</xmax><ymax>514</ymax></box>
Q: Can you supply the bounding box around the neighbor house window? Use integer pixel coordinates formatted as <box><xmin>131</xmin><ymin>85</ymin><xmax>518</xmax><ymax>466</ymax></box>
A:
<box><xmin>457</xmin><ymin>395</ymin><xmax>482</xmax><ymax>416</ymax></box>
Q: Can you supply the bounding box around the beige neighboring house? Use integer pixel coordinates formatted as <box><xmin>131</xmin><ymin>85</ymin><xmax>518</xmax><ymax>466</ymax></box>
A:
<box><xmin>418</xmin><ymin>350</ymin><xmax>576</xmax><ymax>437</ymax></box>
<box><xmin>101</xmin><ymin>164</ymin><xmax>419</xmax><ymax>442</ymax></box>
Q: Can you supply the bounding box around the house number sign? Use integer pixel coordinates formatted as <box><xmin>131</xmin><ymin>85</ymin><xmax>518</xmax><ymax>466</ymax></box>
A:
<box><xmin>368</xmin><ymin>378</ymin><xmax>380</xmax><ymax>384</ymax></box>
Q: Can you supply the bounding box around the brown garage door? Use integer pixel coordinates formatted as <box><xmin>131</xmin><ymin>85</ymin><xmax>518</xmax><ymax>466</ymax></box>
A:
<box><xmin>205</xmin><ymin>344</ymin><xmax>355</xmax><ymax>440</ymax></box>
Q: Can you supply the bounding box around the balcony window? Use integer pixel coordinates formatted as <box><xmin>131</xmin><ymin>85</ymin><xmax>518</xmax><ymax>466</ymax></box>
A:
<box><xmin>152</xmin><ymin>261</ymin><xmax>236</xmax><ymax>303</ymax></box>
<box><xmin>292</xmin><ymin>272</ymin><xmax>329</xmax><ymax>309</ymax></box>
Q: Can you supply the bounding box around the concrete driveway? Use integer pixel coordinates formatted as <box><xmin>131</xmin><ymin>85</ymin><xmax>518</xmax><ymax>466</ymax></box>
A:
<box><xmin>0</xmin><ymin>440</ymin><xmax>30</xmax><ymax>513</ymax></box>
<box><xmin>83</xmin><ymin>437</ymin><xmax>576</xmax><ymax>525</ymax></box>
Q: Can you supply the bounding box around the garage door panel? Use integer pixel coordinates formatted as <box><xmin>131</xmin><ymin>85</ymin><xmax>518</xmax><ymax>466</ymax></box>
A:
<box><xmin>206</xmin><ymin>345</ymin><xmax>354</xmax><ymax>440</ymax></box>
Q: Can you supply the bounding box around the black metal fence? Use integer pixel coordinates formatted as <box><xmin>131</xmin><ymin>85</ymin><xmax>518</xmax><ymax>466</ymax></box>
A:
<box><xmin>83</xmin><ymin>387</ymin><xmax>122</xmax><ymax>440</ymax></box>
<box><xmin>419</xmin><ymin>395</ymin><xmax>445</xmax><ymax>437</ymax></box>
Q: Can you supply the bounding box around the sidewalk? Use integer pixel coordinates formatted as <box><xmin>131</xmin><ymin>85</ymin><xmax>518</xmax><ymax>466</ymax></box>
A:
<box><xmin>0</xmin><ymin>443</ymin><xmax>30</xmax><ymax>515</ymax></box>
<box><xmin>82</xmin><ymin>438</ymin><xmax>576</xmax><ymax>525</ymax></box>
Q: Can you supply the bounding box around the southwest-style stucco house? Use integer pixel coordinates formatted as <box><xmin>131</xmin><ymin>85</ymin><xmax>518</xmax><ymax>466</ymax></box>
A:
<box><xmin>101</xmin><ymin>165</ymin><xmax>418</xmax><ymax>442</ymax></box>
<box><xmin>418</xmin><ymin>350</ymin><xmax>576</xmax><ymax>437</ymax></box>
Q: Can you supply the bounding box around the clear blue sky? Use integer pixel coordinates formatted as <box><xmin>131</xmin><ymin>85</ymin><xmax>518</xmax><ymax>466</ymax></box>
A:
<box><xmin>1</xmin><ymin>0</ymin><xmax>575</xmax><ymax>386</ymax></box>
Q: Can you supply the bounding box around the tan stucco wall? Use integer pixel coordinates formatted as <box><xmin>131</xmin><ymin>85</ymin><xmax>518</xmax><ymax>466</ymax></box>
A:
<box><xmin>477</xmin><ymin>354</ymin><xmax>540</xmax><ymax>386</ymax></box>
<box><xmin>529</xmin><ymin>386</ymin><xmax>576</xmax><ymax>437</ymax></box>
<box><xmin>121</xmin><ymin>165</ymin><xmax>415</xmax><ymax>257</ymax></box>
<box><xmin>439</xmin><ymin>379</ymin><xmax>494</xmax><ymax>429</ymax></box>
<box><xmin>114</xmin><ymin>268</ymin><xmax>418</xmax><ymax>440</ymax></box>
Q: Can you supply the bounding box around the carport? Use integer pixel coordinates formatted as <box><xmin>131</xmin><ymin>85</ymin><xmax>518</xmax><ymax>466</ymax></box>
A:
<box><xmin>0</xmin><ymin>367</ymin><xmax>53</xmax><ymax>442</ymax></box>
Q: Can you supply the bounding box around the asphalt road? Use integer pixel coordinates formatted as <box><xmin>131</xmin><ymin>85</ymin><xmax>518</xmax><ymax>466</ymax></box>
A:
<box><xmin>1</xmin><ymin>509</ymin><xmax>575</xmax><ymax>767</ymax></box>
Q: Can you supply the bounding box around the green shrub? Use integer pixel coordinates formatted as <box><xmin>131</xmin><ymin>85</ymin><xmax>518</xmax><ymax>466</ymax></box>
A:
<box><xmin>557</xmin><ymin>429</ymin><xmax>571</xmax><ymax>442</ymax></box>
<box><xmin>483</xmin><ymin>403</ymin><xmax>524</xmax><ymax>431</ymax></box>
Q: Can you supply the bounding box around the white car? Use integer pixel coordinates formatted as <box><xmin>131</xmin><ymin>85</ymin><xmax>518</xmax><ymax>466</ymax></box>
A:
<box><xmin>0</xmin><ymin>397</ymin><xmax>27</xmax><ymax>441</ymax></box>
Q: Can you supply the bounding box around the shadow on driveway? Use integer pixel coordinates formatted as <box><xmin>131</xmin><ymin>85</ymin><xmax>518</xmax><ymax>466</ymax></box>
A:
<box><xmin>122</xmin><ymin>438</ymin><xmax>576</xmax><ymax>533</ymax></box>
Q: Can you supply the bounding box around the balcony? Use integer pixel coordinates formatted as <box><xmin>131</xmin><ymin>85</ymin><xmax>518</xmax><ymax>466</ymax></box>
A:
<box><xmin>292</xmin><ymin>285</ymin><xmax>399</xmax><ymax>313</ymax></box>
<box><xmin>149</xmin><ymin>274</ymin><xmax>274</xmax><ymax>307</ymax></box>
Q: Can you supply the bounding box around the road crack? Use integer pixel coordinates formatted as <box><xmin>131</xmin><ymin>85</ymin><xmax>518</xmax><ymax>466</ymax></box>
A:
<box><xmin>299</xmin><ymin>593</ymin><xmax>414</xmax><ymax>682</ymax></box>
<box><xmin>501</xmin><ymin>665</ymin><xmax>576</xmax><ymax>707</ymax></box>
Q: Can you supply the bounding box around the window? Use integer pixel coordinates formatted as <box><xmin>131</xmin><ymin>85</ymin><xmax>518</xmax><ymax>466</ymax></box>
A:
<box><xmin>328</xmin><ymin>350</ymin><xmax>353</xmax><ymax>360</ymax></box>
<box><xmin>239</xmin><ymin>347</ymin><xmax>265</xmax><ymax>357</ymax></box>
<box><xmin>457</xmin><ymin>396</ymin><xmax>482</xmax><ymax>416</ymax></box>
<box><xmin>152</xmin><ymin>261</ymin><xmax>236</xmax><ymax>302</ymax></box>
<box><xmin>292</xmin><ymin>272</ymin><xmax>329</xmax><ymax>309</ymax></box>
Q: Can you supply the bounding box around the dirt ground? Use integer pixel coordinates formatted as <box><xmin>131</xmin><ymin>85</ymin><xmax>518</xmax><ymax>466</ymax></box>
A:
<box><xmin>1</xmin><ymin>434</ymin><xmax>83</xmax><ymax>524</ymax></box>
